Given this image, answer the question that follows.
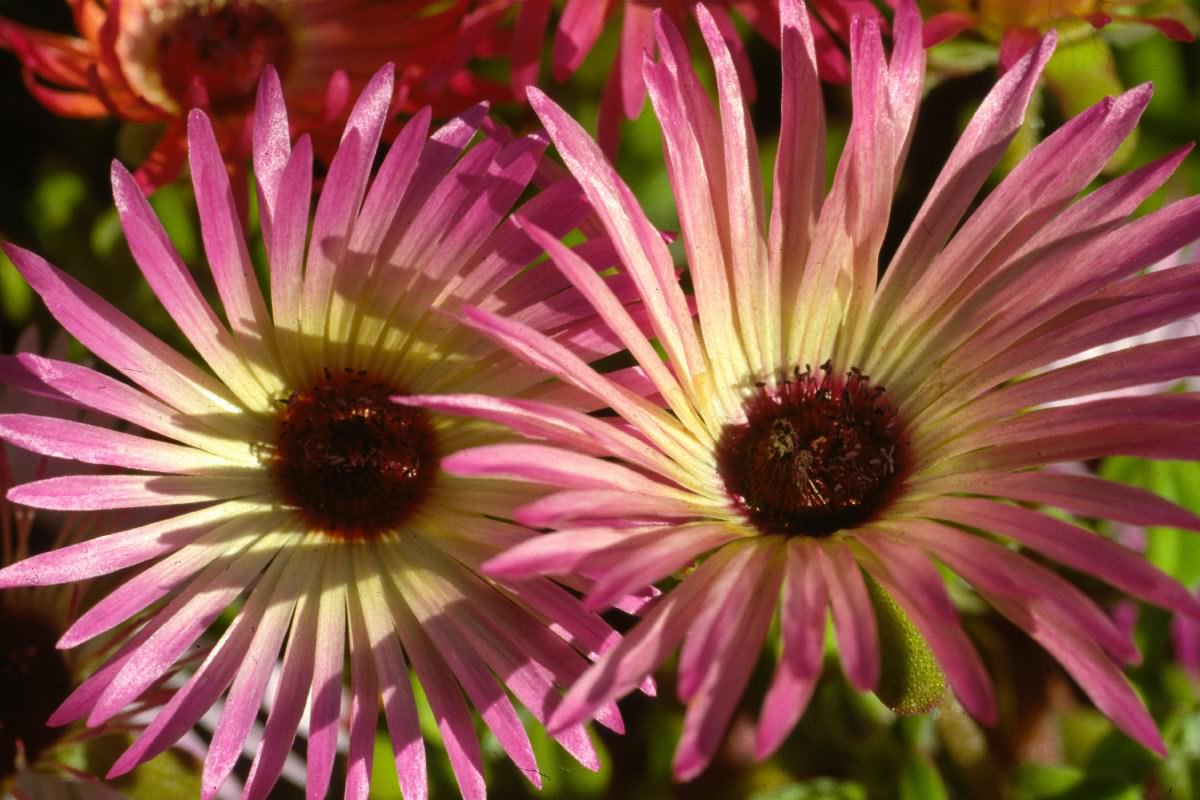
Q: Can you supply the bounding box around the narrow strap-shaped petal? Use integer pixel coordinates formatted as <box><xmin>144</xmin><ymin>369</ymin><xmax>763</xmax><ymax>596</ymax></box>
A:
<box><xmin>267</xmin><ymin>135</ymin><xmax>314</xmax><ymax>386</ymax></box>
<box><xmin>791</xmin><ymin>14</ymin><xmax>891</xmax><ymax>366</ymax></box>
<box><xmin>820</xmin><ymin>540</ymin><xmax>879</xmax><ymax>691</ymax></box>
<box><xmin>353</xmin><ymin>549</ymin><xmax>427</xmax><ymax>800</ymax></box>
<box><xmin>306</xmin><ymin>547</ymin><xmax>349</xmax><ymax>800</ymax></box>
<box><xmin>931</xmin><ymin>498</ymin><xmax>1200</xmax><ymax>618</ymax></box>
<box><xmin>515</xmin><ymin>489</ymin><xmax>713</xmax><ymax>527</ymax></box>
<box><xmin>201</xmin><ymin>551</ymin><xmax>314</xmax><ymax>800</ymax></box>
<box><xmin>16</xmin><ymin>353</ymin><xmax>253</xmax><ymax>462</ymax></box>
<box><xmin>444</xmin><ymin>443</ymin><xmax>691</xmax><ymax>498</ymax></box>
<box><xmin>9</xmin><ymin>473</ymin><xmax>265</xmax><ymax>511</ymax></box>
<box><xmin>0</xmin><ymin>413</ymin><xmax>237</xmax><ymax>474</ymax></box>
<box><xmin>401</xmin><ymin>392</ymin><xmax>707</xmax><ymax>491</ymax></box>
<box><xmin>519</xmin><ymin>217</ymin><xmax>708</xmax><ymax>431</ymax></box>
<box><xmin>854</xmin><ymin>534</ymin><xmax>997</xmax><ymax>723</ymax></box>
<box><xmin>552</xmin><ymin>0</ymin><xmax>610</xmax><ymax>79</ymax></box>
<box><xmin>756</xmin><ymin>539</ymin><xmax>828</xmax><ymax>758</ymax></box>
<box><xmin>2</xmin><ymin>244</ymin><xmax>249</xmax><ymax>434</ymax></box>
<box><xmin>645</xmin><ymin>14</ymin><xmax>749</xmax><ymax>401</ymax></box>
<box><xmin>870</xmin><ymin>32</ymin><xmax>1054</xmax><ymax>337</ymax></box>
<box><xmin>673</xmin><ymin>541</ymin><xmax>783</xmax><ymax>780</ymax></box>
<box><xmin>386</xmin><ymin>579</ymin><xmax>486</xmax><ymax>800</ymax></box>
<box><xmin>252</xmin><ymin>65</ymin><xmax>290</xmax><ymax>242</ymax></box>
<box><xmin>585</xmin><ymin>523</ymin><xmax>744</xmax><ymax>612</ymax></box>
<box><xmin>393</xmin><ymin>540</ymin><xmax>541</xmax><ymax>788</ymax></box>
<box><xmin>922</xmin><ymin>470</ymin><xmax>1200</xmax><ymax>532</ymax></box>
<box><xmin>696</xmin><ymin>5</ymin><xmax>772</xmax><ymax>375</ymax></box>
<box><xmin>344</xmin><ymin>580</ymin><xmax>381</xmax><ymax>800</ymax></box>
<box><xmin>107</xmin><ymin>548</ymin><xmax>294</xmax><ymax>780</ymax></box>
<box><xmin>986</xmin><ymin>592</ymin><xmax>1165</xmax><ymax>754</ymax></box>
<box><xmin>112</xmin><ymin>160</ymin><xmax>275</xmax><ymax>412</ymax></box>
<box><xmin>301</xmin><ymin>66</ymin><xmax>394</xmax><ymax>359</ymax></box>
<box><xmin>898</xmin><ymin>519</ymin><xmax>1138</xmax><ymax>664</ymax></box>
<box><xmin>90</xmin><ymin>529</ymin><xmax>291</xmax><ymax>725</ymax></box>
<box><xmin>187</xmin><ymin>110</ymin><xmax>282</xmax><ymax>400</ymax></box>
<box><xmin>456</xmin><ymin>305</ymin><xmax>710</xmax><ymax>467</ymax></box>
<box><xmin>548</xmin><ymin>542</ymin><xmax>746</xmax><ymax>732</ymax></box>
<box><xmin>242</xmin><ymin>558</ymin><xmax>321</xmax><ymax>800</ymax></box>
<box><xmin>0</xmin><ymin>500</ymin><xmax>253</xmax><ymax>588</ymax></box>
<box><xmin>676</xmin><ymin>540</ymin><xmax>776</xmax><ymax>702</ymax></box>
<box><xmin>527</xmin><ymin>87</ymin><xmax>709</xmax><ymax>399</ymax></box>
<box><xmin>976</xmin><ymin>334</ymin><xmax>1200</xmax><ymax>415</ymax></box>
<box><xmin>59</xmin><ymin>513</ymin><xmax>265</xmax><ymax>648</ymax></box>
<box><xmin>483</xmin><ymin>524</ymin><xmax>666</xmax><ymax>579</ymax></box>
<box><xmin>772</xmin><ymin>0</ymin><xmax>824</xmax><ymax>362</ymax></box>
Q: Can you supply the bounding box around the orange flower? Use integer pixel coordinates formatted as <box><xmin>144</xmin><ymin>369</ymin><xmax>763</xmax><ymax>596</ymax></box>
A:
<box><xmin>0</xmin><ymin>1</ymin><xmax>502</xmax><ymax>189</ymax></box>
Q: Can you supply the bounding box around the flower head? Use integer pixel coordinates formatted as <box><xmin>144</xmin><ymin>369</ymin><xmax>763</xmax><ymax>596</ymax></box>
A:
<box><xmin>425</xmin><ymin>0</ymin><xmax>1200</xmax><ymax>779</ymax></box>
<box><xmin>0</xmin><ymin>0</ymin><xmax>501</xmax><ymax>188</ymax></box>
<box><xmin>0</xmin><ymin>65</ymin><xmax>633</xmax><ymax>799</ymax></box>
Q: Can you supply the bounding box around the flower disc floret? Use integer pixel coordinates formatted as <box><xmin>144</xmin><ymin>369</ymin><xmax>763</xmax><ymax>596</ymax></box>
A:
<box><xmin>717</xmin><ymin>363</ymin><xmax>903</xmax><ymax>538</ymax></box>
<box><xmin>273</xmin><ymin>369</ymin><xmax>436</xmax><ymax>539</ymax></box>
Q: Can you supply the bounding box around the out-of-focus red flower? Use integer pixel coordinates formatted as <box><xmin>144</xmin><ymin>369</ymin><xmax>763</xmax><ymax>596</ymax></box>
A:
<box><xmin>924</xmin><ymin>0</ymin><xmax>1194</xmax><ymax>69</ymax></box>
<box><xmin>473</xmin><ymin>0</ymin><xmax>887</xmax><ymax>154</ymax></box>
<box><xmin>0</xmin><ymin>1</ymin><xmax>504</xmax><ymax>190</ymax></box>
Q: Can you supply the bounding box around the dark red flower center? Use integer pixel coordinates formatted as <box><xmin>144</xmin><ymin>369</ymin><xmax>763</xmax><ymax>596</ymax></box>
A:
<box><xmin>0</xmin><ymin>607</ymin><xmax>71</xmax><ymax>780</ymax></box>
<box><xmin>272</xmin><ymin>369</ymin><xmax>437</xmax><ymax>540</ymax></box>
<box><xmin>156</xmin><ymin>2</ymin><xmax>292</xmax><ymax>114</ymax></box>
<box><xmin>715</xmin><ymin>362</ymin><xmax>905</xmax><ymax>538</ymax></box>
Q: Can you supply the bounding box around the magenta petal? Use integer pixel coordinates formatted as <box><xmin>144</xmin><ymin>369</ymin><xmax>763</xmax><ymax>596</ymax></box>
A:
<box><xmin>756</xmin><ymin>540</ymin><xmax>828</xmax><ymax>758</ymax></box>
<box><xmin>935</xmin><ymin>498</ymin><xmax>1200</xmax><ymax>618</ymax></box>
<box><xmin>673</xmin><ymin>544</ymin><xmax>783</xmax><ymax>781</ymax></box>
<box><xmin>820</xmin><ymin>541</ymin><xmax>879</xmax><ymax>691</ymax></box>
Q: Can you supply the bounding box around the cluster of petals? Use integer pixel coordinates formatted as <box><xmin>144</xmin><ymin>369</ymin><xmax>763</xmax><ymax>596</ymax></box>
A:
<box><xmin>421</xmin><ymin>0</ymin><xmax>1200</xmax><ymax>779</ymax></box>
<box><xmin>0</xmin><ymin>63</ymin><xmax>645</xmax><ymax>800</ymax></box>
<box><xmin>0</xmin><ymin>0</ymin><xmax>500</xmax><ymax>189</ymax></box>
<box><xmin>0</xmin><ymin>331</ymin><xmax>190</xmax><ymax>799</ymax></box>
<box><xmin>481</xmin><ymin>0</ymin><xmax>881</xmax><ymax>153</ymax></box>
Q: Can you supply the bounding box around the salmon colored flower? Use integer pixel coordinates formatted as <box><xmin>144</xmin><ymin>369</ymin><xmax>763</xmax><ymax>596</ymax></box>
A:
<box><xmin>419</xmin><ymin>0</ymin><xmax>1200</xmax><ymax>780</ymax></box>
<box><xmin>0</xmin><ymin>0</ymin><xmax>502</xmax><ymax>189</ymax></box>
<box><xmin>0</xmin><ymin>65</ymin><xmax>634</xmax><ymax>800</ymax></box>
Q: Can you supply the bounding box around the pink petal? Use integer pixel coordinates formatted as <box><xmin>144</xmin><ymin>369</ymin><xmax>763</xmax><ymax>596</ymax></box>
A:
<box><xmin>443</xmin><ymin>443</ymin><xmax>683</xmax><ymax>496</ymax></box>
<box><xmin>933</xmin><ymin>499</ymin><xmax>1200</xmax><ymax>619</ymax></box>
<box><xmin>820</xmin><ymin>541</ymin><xmax>879</xmax><ymax>691</ymax></box>
<box><xmin>755</xmin><ymin>539</ymin><xmax>828</xmax><ymax>758</ymax></box>
<box><xmin>0</xmin><ymin>501</ymin><xmax>228</xmax><ymax>588</ymax></box>
<box><xmin>548</xmin><ymin>542</ymin><xmax>746</xmax><ymax>732</ymax></box>
<box><xmin>526</xmin><ymin>87</ymin><xmax>706</xmax><ymax>386</ymax></box>
<box><xmin>9</xmin><ymin>474</ymin><xmax>261</xmax><ymax>510</ymax></box>
<box><xmin>187</xmin><ymin>110</ymin><xmax>279</xmax><ymax>384</ymax></box>
<box><xmin>552</xmin><ymin>0</ymin><xmax>610</xmax><ymax>80</ymax></box>
<box><xmin>306</xmin><ymin>557</ymin><xmax>347</xmax><ymax>800</ymax></box>
<box><xmin>0</xmin><ymin>413</ymin><xmax>232</xmax><ymax>474</ymax></box>
<box><xmin>344</xmin><ymin>588</ymin><xmax>381</xmax><ymax>800</ymax></box>
<box><xmin>673</xmin><ymin>541</ymin><xmax>783</xmax><ymax>781</ymax></box>
<box><xmin>1</xmin><ymin>244</ymin><xmax>246</xmax><ymax>432</ymax></box>
<box><xmin>900</xmin><ymin>519</ymin><xmax>1138</xmax><ymax>664</ymax></box>
<box><xmin>251</xmin><ymin>65</ymin><xmax>290</xmax><ymax>239</ymax></box>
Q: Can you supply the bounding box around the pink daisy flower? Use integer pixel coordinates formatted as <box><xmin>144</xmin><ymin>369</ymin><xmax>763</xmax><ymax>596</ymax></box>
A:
<box><xmin>416</xmin><ymin>0</ymin><xmax>1200</xmax><ymax>780</ymax></box>
<box><xmin>0</xmin><ymin>65</ymin><xmax>634</xmax><ymax>799</ymax></box>
<box><xmin>484</xmin><ymin>0</ymin><xmax>881</xmax><ymax>153</ymax></box>
<box><xmin>0</xmin><ymin>0</ymin><xmax>502</xmax><ymax>189</ymax></box>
